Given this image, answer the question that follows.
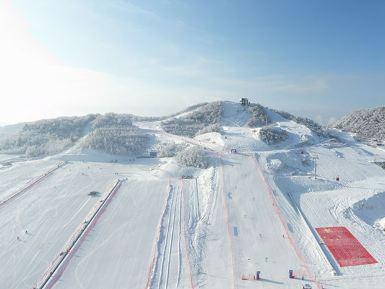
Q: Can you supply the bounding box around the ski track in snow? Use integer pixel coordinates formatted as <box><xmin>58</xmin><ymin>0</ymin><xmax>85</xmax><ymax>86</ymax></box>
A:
<box><xmin>176</xmin><ymin>185</ymin><xmax>183</xmax><ymax>288</ymax></box>
<box><xmin>162</xmin><ymin>184</ymin><xmax>178</xmax><ymax>289</ymax></box>
<box><xmin>219</xmin><ymin>163</ymin><xmax>238</xmax><ymax>289</ymax></box>
<box><xmin>148</xmin><ymin>180</ymin><xmax>192</xmax><ymax>289</ymax></box>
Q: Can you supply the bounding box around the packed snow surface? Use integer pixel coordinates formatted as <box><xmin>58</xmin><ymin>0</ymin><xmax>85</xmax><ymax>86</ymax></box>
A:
<box><xmin>1</xmin><ymin>101</ymin><xmax>385</xmax><ymax>289</ymax></box>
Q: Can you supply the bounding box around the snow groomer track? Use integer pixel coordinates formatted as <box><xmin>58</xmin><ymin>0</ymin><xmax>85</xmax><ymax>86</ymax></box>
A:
<box><xmin>33</xmin><ymin>178</ymin><xmax>125</xmax><ymax>289</ymax></box>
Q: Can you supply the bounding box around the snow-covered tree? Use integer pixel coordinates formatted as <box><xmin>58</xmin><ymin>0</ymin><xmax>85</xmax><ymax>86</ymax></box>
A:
<box><xmin>247</xmin><ymin>104</ymin><xmax>271</xmax><ymax>127</ymax></box>
<box><xmin>83</xmin><ymin>127</ymin><xmax>150</xmax><ymax>156</ymax></box>
<box><xmin>0</xmin><ymin>113</ymin><xmax>134</xmax><ymax>157</ymax></box>
<box><xmin>259</xmin><ymin>127</ymin><xmax>288</xmax><ymax>145</ymax></box>
<box><xmin>92</xmin><ymin>113</ymin><xmax>132</xmax><ymax>129</ymax></box>
<box><xmin>162</xmin><ymin>102</ymin><xmax>223</xmax><ymax>137</ymax></box>
<box><xmin>156</xmin><ymin>143</ymin><xmax>186</xmax><ymax>158</ymax></box>
<box><xmin>176</xmin><ymin>146</ymin><xmax>211</xmax><ymax>168</ymax></box>
<box><xmin>0</xmin><ymin>115</ymin><xmax>97</xmax><ymax>156</ymax></box>
<box><xmin>333</xmin><ymin>107</ymin><xmax>385</xmax><ymax>142</ymax></box>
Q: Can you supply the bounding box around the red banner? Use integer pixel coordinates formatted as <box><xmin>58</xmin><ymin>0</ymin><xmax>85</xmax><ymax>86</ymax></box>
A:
<box><xmin>316</xmin><ymin>226</ymin><xmax>377</xmax><ymax>267</ymax></box>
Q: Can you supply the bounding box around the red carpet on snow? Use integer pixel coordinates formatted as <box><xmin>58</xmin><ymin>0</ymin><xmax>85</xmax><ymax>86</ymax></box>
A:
<box><xmin>316</xmin><ymin>226</ymin><xmax>377</xmax><ymax>267</ymax></box>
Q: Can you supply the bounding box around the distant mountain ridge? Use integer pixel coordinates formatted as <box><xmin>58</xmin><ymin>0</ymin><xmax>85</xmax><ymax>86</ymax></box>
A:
<box><xmin>333</xmin><ymin>107</ymin><xmax>385</xmax><ymax>143</ymax></box>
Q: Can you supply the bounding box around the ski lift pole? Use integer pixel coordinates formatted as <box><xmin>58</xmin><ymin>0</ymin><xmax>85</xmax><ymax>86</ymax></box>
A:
<box><xmin>311</xmin><ymin>155</ymin><xmax>319</xmax><ymax>179</ymax></box>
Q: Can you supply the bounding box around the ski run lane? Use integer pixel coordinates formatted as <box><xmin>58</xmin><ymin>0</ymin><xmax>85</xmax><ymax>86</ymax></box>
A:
<box><xmin>35</xmin><ymin>179</ymin><xmax>124</xmax><ymax>289</ymax></box>
<box><xmin>0</xmin><ymin>155</ymin><xmax>325</xmax><ymax>289</ymax></box>
<box><xmin>221</xmin><ymin>153</ymin><xmax>317</xmax><ymax>289</ymax></box>
<box><xmin>52</xmin><ymin>178</ymin><xmax>170</xmax><ymax>289</ymax></box>
<box><xmin>146</xmin><ymin>178</ymin><xmax>198</xmax><ymax>289</ymax></box>
<box><xmin>0</xmin><ymin>162</ymin><xmax>114</xmax><ymax>289</ymax></box>
<box><xmin>0</xmin><ymin>162</ymin><xmax>66</xmax><ymax>209</ymax></box>
<box><xmin>0</xmin><ymin>159</ymin><xmax>63</xmax><ymax>201</ymax></box>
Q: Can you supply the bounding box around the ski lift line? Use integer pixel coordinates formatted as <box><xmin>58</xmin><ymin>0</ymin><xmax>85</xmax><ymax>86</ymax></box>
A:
<box><xmin>0</xmin><ymin>162</ymin><xmax>67</xmax><ymax>209</ymax></box>
<box><xmin>34</xmin><ymin>179</ymin><xmax>124</xmax><ymax>289</ymax></box>
<box><xmin>251</xmin><ymin>155</ymin><xmax>323</xmax><ymax>289</ymax></box>
<box><xmin>219</xmin><ymin>163</ymin><xmax>238</xmax><ymax>289</ymax></box>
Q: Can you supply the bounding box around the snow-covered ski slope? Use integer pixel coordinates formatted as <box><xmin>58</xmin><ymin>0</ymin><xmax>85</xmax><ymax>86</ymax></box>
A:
<box><xmin>2</xmin><ymin>101</ymin><xmax>385</xmax><ymax>289</ymax></box>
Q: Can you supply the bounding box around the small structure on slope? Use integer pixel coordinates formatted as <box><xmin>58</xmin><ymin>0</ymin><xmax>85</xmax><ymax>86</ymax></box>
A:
<box><xmin>240</xmin><ymin>98</ymin><xmax>250</xmax><ymax>106</ymax></box>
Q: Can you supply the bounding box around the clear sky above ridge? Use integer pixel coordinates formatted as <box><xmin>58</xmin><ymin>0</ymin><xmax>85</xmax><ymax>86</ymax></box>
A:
<box><xmin>1</xmin><ymin>0</ymin><xmax>384</xmax><ymax>124</ymax></box>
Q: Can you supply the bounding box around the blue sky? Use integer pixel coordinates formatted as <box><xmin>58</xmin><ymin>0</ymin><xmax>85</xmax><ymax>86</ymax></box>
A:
<box><xmin>1</xmin><ymin>0</ymin><xmax>385</xmax><ymax>124</ymax></box>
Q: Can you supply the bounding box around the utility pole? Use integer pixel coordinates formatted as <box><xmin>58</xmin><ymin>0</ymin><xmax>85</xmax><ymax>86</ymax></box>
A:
<box><xmin>312</xmin><ymin>155</ymin><xmax>319</xmax><ymax>179</ymax></box>
<box><xmin>264</xmin><ymin>111</ymin><xmax>268</xmax><ymax>126</ymax></box>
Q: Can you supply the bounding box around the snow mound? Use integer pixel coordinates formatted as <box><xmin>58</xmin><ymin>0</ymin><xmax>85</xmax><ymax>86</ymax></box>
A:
<box><xmin>194</xmin><ymin>132</ymin><xmax>225</xmax><ymax>148</ymax></box>
<box><xmin>266</xmin><ymin>150</ymin><xmax>312</xmax><ymax>175</ymax></box>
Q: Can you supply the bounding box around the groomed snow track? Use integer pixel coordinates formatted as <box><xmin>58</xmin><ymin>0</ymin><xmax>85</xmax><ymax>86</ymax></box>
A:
<box><xmin>33</xmin><ymin>178</ymin><xmax>125</xmax><ymax>289</ymax></box>
<box><xmin>144</xmin><ymin>179</ymin><xmax>198</xmax><ymax>289</ymax></box>
<box><xmin>0</xmin><ymin>161</ymin><xmax>67</xmax><ymax>208</ymax></box>
<box><xmin>146</xmin><ymin>181</ymin><xmax>184</xmax><ymax>289</ymax></box>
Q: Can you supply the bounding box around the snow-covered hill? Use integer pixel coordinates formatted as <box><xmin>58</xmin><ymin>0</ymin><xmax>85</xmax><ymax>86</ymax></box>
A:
<box><xmin>0</xmin><ymin>101</ymin><xmax>325</xmax><ymax>160</ymax></box>
<box><xmin>1</xmin><ymin>101</ymin><xmax>385</xmax><ymax>289</ymax></box>
<box><xmin>333</xmin><ymin>106</ymin><xmax>385</xmax><ymax>144</ymax></box>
